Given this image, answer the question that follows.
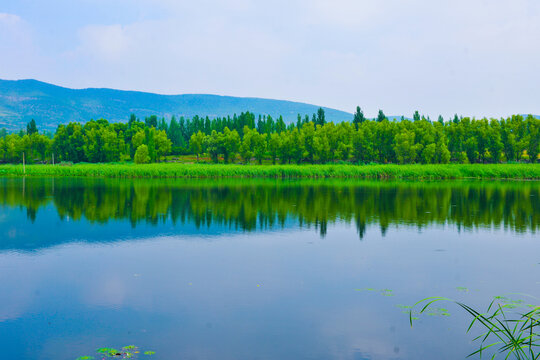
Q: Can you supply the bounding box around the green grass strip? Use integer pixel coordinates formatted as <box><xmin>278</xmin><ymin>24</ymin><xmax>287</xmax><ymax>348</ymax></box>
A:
<box><xmin>0</xmin><ymin>163</ymin><xmax>539</xmax><ymax>179</ymax></box>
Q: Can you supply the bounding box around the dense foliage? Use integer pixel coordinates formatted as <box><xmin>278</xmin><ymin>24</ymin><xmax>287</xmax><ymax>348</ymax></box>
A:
<box><xmin>0</xmin><ymin>110</ymin><xmax>538</xmax><ymax>164</ymax></box>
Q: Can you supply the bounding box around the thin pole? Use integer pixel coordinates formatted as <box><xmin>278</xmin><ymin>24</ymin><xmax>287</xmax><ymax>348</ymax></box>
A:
<box><xmin>52</xmin><ymin>153</ymin><xmax>55</xmax><ymax>165</ymax></box>
<box><xmin>23</xmin><ymin>152</ymin><xmax>26</xmax><ymax>174</ymax></box>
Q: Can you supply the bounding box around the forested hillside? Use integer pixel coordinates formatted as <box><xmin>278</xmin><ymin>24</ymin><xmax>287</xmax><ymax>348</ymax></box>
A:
<box><xmin>0</xmin><ymin>79</ymin><xmax>351</xmax><ymax>130</ymax></box>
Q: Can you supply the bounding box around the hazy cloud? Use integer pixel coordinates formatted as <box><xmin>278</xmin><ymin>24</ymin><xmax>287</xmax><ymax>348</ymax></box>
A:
<box><xmin>0</xmin><ymin>12</ymin><xmax>45</xmax><ymax>79</ymax></box>
<box><xmin>0</xmin><ymin>12</ymin><xmax>21</xmax><ymax>23</ymax></box>
<box><xmin>0</xmin><ymin>1</ymin><xmax>539</xmax><ymax>118</ymax></box>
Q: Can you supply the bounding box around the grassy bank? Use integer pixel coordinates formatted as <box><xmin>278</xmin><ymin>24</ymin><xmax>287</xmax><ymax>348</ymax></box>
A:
<box><xmin>0</xmin><ymin>163</ymin><xmax>539</xmax><ymax>179</ymax></box>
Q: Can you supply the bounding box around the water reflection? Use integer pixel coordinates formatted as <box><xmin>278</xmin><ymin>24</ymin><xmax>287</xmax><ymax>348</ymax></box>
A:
<box><xmin>0</xmin><ymin>177</ymin><xmax>539</xmax><ymax>360</ymax></box>
<box><xmin>0</xmin><ymin>178</ymin><xmax>540</xmax><ymax>233</ymax></box>
<box><xmin>1</xmin><ymin>178</ymin><xmax>538</xmax><ymax>237</ymax></box>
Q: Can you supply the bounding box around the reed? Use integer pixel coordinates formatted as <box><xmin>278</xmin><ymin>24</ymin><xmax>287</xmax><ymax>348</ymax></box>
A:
<box><xmin>411</xmin><ymin>296</ymin><xmax>539</xmax><ymax>359</ymax></box>
<box><xmin>0</xmin><ymin>163</ymin><xmax>539</xmax><ymax>179</ymax></box>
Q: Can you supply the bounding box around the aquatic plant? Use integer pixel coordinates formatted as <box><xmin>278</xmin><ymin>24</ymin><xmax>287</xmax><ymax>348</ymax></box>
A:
<box><xmin>76</xmin><ymin>345</ymin><xmax>155</xmax><ymax>360</ymax></box>
<box><xmin>355</xmin><ymin>287</ymin><xmax>395</xmax><ymax>296</ymax></box>
<box><xmin>410</xmin><ymin>296</ymin><xmax>539</xmax><ymax>359</ymax></box>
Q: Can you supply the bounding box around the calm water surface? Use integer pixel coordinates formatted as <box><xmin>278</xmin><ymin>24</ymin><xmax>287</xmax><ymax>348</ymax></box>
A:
<box><xmin>0</xmin><ymin>178</ymin><xmax>538</xmax><ymax>360</ymax></box>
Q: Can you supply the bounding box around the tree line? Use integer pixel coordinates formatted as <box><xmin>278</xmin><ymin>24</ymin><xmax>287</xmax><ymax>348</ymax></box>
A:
<box><xmin>0</xmin><ymin>108</ymin><xmax>538</xmax><ymax>164</ymax></box>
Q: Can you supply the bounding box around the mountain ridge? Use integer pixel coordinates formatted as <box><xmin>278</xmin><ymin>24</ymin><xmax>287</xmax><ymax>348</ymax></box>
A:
<box><xmin>0</xmin><ymin>79</ymin><xmax>353</xmax><ymax>131</ymax></box>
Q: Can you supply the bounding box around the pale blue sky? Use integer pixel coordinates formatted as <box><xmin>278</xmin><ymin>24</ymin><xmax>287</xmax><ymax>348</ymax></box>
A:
<box><xmin>1</xmin><ymin>0</ymin><xmax>539</xmax><ymax>118</ymax></box>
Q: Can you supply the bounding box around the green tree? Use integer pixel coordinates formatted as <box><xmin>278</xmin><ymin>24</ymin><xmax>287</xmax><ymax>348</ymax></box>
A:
<box><xmin>52</xmin><ymin>125</ymin><xmax>70</xmax><ymax>162</ymax></box>
<box><xmin>352</xmin><ymin>126</ymin><xmax>375</xmax><ymax>163</ymax></box>
<box><xmin>436</xmin><ymin>140</ymin><xmax>451</xmax><ymax>164</ymax></box>
<box><xmin>31</xmin><ymin>133</ymin><xmax>50</xmax><ymax>162</ymax></box>
<box><xmin>66</xmin><ymin>123</ymin><xmax>86</xmax><ymax>162</ymax></box>
<box><xmin>145</xmin><ymin>115</ymin><xmax>158</xmax><ymax>128</ymax></box>
<box><xmin>145</xmin><ymin>127</ymin><xmax>157</xmax><ymax>162</ymax></box>
<box><xmin>289</xmin><ymin>128</ymin><xmax>304</xmax><ymax>164</ymax></box>
<box><xmin>100</xmin><ymin>126</ymin><xmax>125</xmax><ymax>162</ymax></box>
<box><xmin>4</xmin><ymin>134</ymin><xmax>23</xmax><ymax>162</ymax></box>
<box><xmin>335</xmin><ymin>122</ymin><xmax>353</xmax><ymax>161</ymax></box>
<box><xmin>189</xmin><ymin>131</ymin><xmax>205</xmax><ymax>162</ymax></box>
<box><xmin>204</xmin><ymin>130</ymin><xmax>220</xmax><ymax>163</ymax></box>
<box><xmin>132</xmin><ymin>130</ymin><xmax>146</xmax><ymax>150</ymax></box>
<box><xmin>377</xmin><ymin>109</ymin><xmax>386</xmax><ymax>122</ymax></box>
<box><xmin>437</xmin><ymin>115</ymin><xmax>444</xmax><ymax>124</ymax></box>
<box><xmin>375</xmin><ymin>120</ymin><xmax>395</xmax><ymax>163</ymax></box>
<box><xmin>526</xmin><ymin>116</ymin><xmax>539</xmax><ymax>163</ymax></box>
<box><xmin>268</xmin><ymin>133</ymin><xmax>281</xmax><ymax>164</ymax></box>
<box><xmin>252</xmin><ymin>131</ymin><xmax>267</xmax><ymax>164</ymax></box>
<box><xmin>276</xmin><ymin>116</ymin><xmax>286</xmax><ymax>134</ymax></box>
<box><xmin>83</xmin><ymin>127</ymin><xmax>103</xmax><ymax>162</ymax></box>
<box><xmin>154</xmin><ymin>129</ymin><xmax>172</xmax><ymax>161</ymax></box>
<box><xmin>313</xmin><ymin>125</ymin><xmax>331</xmax><ymax>163</ymax></box>
<box><xmin>487</xmin><ymin>119</ymin><xmax>503</xmax><ymax>163</ymax></box>
<box><xmin>277</xmin><ymin>130</ymin><xmax>293</xmax><ymax>164</ymax></box>
<box><xmin>300</xmin><ymin>122</ymin><xmax>315</xmax><ymax>163</ymax></box>
<box><xmin>134</xmin><ymin>144</ymin><xmax>150</xmax><ymax>164</ymax></box>
<box><xmin>158</xmin><ymin>117</ymin><xmax>168</xmax><ymax>132</ymax></box>
<box><xmin>168</xmin><ymin>116</ymin><xmax>184</xmax><ymax>149</ymax></box>
<box><xmin>393</xmin><ymin>128</ymin><xmax>419</xmax><ymax>164</ymax></box>
<box><xmin>27</xmin><ymin>119</ymin><xmax>38</xmax><ymax>135</ymax></box>
<box><xmin>239</xmin><ymin>126</ymin><xmax>255</xmax><ymax>164</ymax></box>
<box><xmin>353</xmin><ymin>106</ymin><xmax>365</xmax><ymax>128</ymax></box>
<box><xmin>296</xmin><ymin>114</ymin><xmax>302</xmax><ymax>129</ymax></box>
<box><xmin>0</xmin><ymin>137</ymin><xmax>5</xmax><ymax>162</ymax></box>
<box><xmin>421</xmin><ymin>143</ymin><xmax>436</xmax><ymax>164</ymax></box>
<box><xmin>464</xmin><ymin>137</ymin><xmax>479</xmax><ymax>163</ymax></box>
<box><xmin>317</xmin><ymin>107</ymin><xmax>326</xmax><ymax>126</ymax></box>
<box><xmin>128</xmin><ymin>113</ymin><xmax>137</xmax><ymax>126</ymax></box>
<box><xmin>220</xmin><ymin>127</ymin><xmax>240</xmax><ymax>163</ymax></box>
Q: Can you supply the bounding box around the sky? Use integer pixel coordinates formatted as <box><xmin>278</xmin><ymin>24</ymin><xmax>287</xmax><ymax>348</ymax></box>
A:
<box><xmin>0</xmin><ymin>0</ymin><xmax>539</xmax><ymax>118</ymax></box>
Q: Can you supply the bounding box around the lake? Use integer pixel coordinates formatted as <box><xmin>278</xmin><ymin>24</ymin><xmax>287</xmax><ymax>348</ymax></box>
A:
<box><xmin>0</xmin><ymin>177</ymin><xmax>538</xmax><ymax>360</ymax></box>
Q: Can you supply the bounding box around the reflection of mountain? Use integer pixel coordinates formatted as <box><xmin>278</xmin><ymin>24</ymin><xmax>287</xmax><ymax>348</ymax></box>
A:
<box><xmin>0</xmin><ymin>178</ymin><xmax>538</xmax><ymax>251</ymax></box>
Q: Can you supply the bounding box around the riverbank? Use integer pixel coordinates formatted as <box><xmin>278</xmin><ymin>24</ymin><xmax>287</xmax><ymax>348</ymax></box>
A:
<box><xmin>0</xmin><ymin>163</ymin><xmax>539</xmax><ymax>179</ymax></box>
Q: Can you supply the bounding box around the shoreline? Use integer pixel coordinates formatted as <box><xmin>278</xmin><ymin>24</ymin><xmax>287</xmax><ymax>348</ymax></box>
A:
<box><xmin>0</xmin><ymin>163</ymin><xmax>539</xmax><ymax>180</ymax></box>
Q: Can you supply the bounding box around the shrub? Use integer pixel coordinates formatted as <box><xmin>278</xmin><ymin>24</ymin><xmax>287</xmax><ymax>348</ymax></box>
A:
<box><xmin>134</xmin><ymin>145</ymin><xmax>150</xmax><ymax>164</ymax></box>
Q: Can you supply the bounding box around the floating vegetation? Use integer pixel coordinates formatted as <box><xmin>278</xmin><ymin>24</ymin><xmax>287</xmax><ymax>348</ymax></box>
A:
<box><xmin>493</xmin><ymin>295</ymin><xmax>525</xmax><ymax>309</ymax></box>
<box><xmin>355</xmin><ymin>288</ymin><xmax>394</xmax><ymax>296</ymax></box>
<box><xmin>76</xmin><ymin>345</ymin><xmax>155</xmax><ymax>360</ymax></box>
<box><xmin>396</xmin><ymin>304</ymin><xmax>417</xmax><ymax>318</ymax></box>
<box><xmin>456</xmin><ymin>286</ymin><xmax>469</xmax><ymax>292</ymax></box>
<box><xmin>424</xmin><ymin>307</ymin><xmax>450</xmax><ymax>317</ymax></box>
<box><xmin>410</xmin><ymin>295</ymin><xmax>539</xmax><ymax>359</ymax></box>
<box><xmin>396</xmin><ymin>304</ymin><xmax>449</xmax><ymax>318</ymax></box>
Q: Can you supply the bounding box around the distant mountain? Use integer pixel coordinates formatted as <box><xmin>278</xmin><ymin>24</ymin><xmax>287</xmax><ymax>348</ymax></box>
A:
<box><xmin>0</xmin><ymin>79</ymin><xmax>353</xmax><ymax>131</ymax></box>
<box><xmin>520</xmin><ymin>114</ymin><xmax>540</xmax><ymax>119</ymax></box>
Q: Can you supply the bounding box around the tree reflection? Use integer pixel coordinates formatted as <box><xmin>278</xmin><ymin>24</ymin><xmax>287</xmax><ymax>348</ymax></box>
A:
<box><xmin>0</xmin><ymin>178</ymin><xmax>537</xmax><ymax>238</ymax></box>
